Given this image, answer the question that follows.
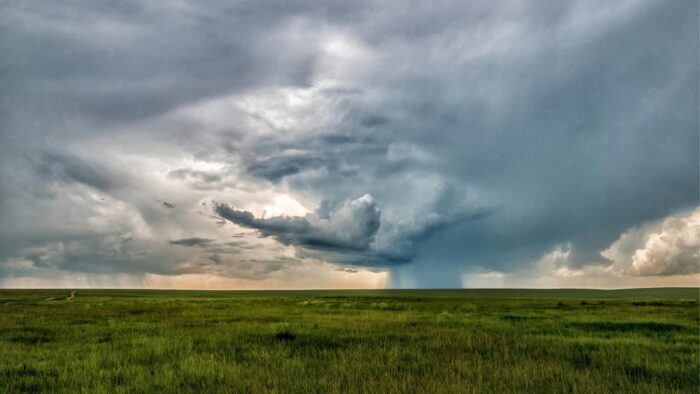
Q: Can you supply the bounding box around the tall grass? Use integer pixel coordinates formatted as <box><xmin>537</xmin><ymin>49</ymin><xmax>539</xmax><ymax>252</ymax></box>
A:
<box><xmin>0</xmin><ymin>288</ymin><xmax>697</xmax><ymax>393</ymax></box>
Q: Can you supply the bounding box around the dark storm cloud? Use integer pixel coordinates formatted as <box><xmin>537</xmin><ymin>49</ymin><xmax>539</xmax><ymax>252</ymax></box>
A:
<box><xmin>214</xmin><ymin>194</ymin><xmax>493</xmax><ymax>266</ymax></box>
<box><xmin>237</xmin><ymin>96</ymin><xmax>392</xmax><ymax>184</ymax></box>
<box><xmin>36</xmin><ymin>152</ymin><xmax>113</xmax><ymax>191</ymax></box>
<box><xmin>0</xmin><ymin>0</ymin><xmax>348</xmax><ymax>124</ymax></box>
<box><xmin>169</xmin><ymin>238</ymin><xmax>214</xmax><ymax>247</ymax></box>
<box><xmin>214</xmin><ymin>194</ymin><xmax>381</xmax><ymax>254</ymax></box>
<box><xmin>169</xmin><ymin>169</ymin><xmax>222</xmax><ymax>185</ymax></box>
<box><xmin>0</xmin><ymin>0</ymin><xmax>697</xmax><ymax>287</ymax></box>
<box><xmin>247</xmin><ymin>156</ymin><xmax>325</xmax><ymax>182</ymax></box>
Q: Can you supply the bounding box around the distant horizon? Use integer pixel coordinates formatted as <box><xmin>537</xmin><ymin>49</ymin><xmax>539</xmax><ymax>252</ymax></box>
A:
<box><xmin>2</xmin><ymin>286</ymin><xmax>698</xmax><ymax>291</ymax></box>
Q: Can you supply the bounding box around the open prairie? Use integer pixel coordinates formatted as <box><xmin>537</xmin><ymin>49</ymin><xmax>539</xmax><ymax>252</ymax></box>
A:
<box><xmin>1</xmin><ymin>288</ymin><xmax>698</xmax><ymax>393</ymax></box>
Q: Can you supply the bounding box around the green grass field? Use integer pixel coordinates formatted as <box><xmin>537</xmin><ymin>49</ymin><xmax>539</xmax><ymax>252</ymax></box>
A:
<box><xmin>1</xmin><ymin>288</ymin><xmax>698</xmax><ymax>393</ymax></box>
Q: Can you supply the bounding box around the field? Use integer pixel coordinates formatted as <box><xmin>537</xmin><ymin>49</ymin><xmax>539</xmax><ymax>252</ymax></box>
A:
<box><xmin>0</xmin><ymin>288</ymin><xmax>698</xmax><ymax>393</ymax></box>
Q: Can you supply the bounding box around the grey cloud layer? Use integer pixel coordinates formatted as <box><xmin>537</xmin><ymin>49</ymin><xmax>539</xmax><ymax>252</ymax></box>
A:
<box><xmin>0</xmin><ymin>0</ymin><xmax>697</xmax><ymax>287</ymax></box>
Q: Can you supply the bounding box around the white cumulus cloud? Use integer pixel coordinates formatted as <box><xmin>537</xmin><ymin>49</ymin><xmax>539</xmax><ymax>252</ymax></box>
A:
<box><xmin>603</xmin><ymin>207</ymin><xmax>700</xmax><ymax>276</ymax></box>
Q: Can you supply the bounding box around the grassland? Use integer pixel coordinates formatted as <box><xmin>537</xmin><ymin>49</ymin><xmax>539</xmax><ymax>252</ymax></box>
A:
<box><xmin>0</xmin><ymin>288</ymin><xmax>698</xmax><ymax>393</ymax></box>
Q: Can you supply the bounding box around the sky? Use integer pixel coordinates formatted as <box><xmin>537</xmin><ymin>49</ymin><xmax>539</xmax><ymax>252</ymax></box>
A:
<box><xmin>0</xmin><ymin>0</ymin><xmax>698</xmax><ymax>289</ymax></box>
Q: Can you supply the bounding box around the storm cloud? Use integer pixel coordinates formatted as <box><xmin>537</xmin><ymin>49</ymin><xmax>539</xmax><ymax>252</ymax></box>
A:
<box><xmin>169</xmin><ymin>238</ymin><xmax>215</xmax><ymax>248</ymax></box>
<box><xmin>214</xmin><ymin>194</ymin><xmax>383</xmax><ymax>259</ymax></box>
<box><xmin>0</xmin><ymin>0</ymin><xmax>697</xmax><ymax>288</ymax></box>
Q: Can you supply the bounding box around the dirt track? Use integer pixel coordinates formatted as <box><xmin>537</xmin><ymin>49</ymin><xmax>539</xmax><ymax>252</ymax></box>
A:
<box><xmin>67</xmin><ymin>291</ymin><xmax>77</xmax><ymax>300</ymax></box>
